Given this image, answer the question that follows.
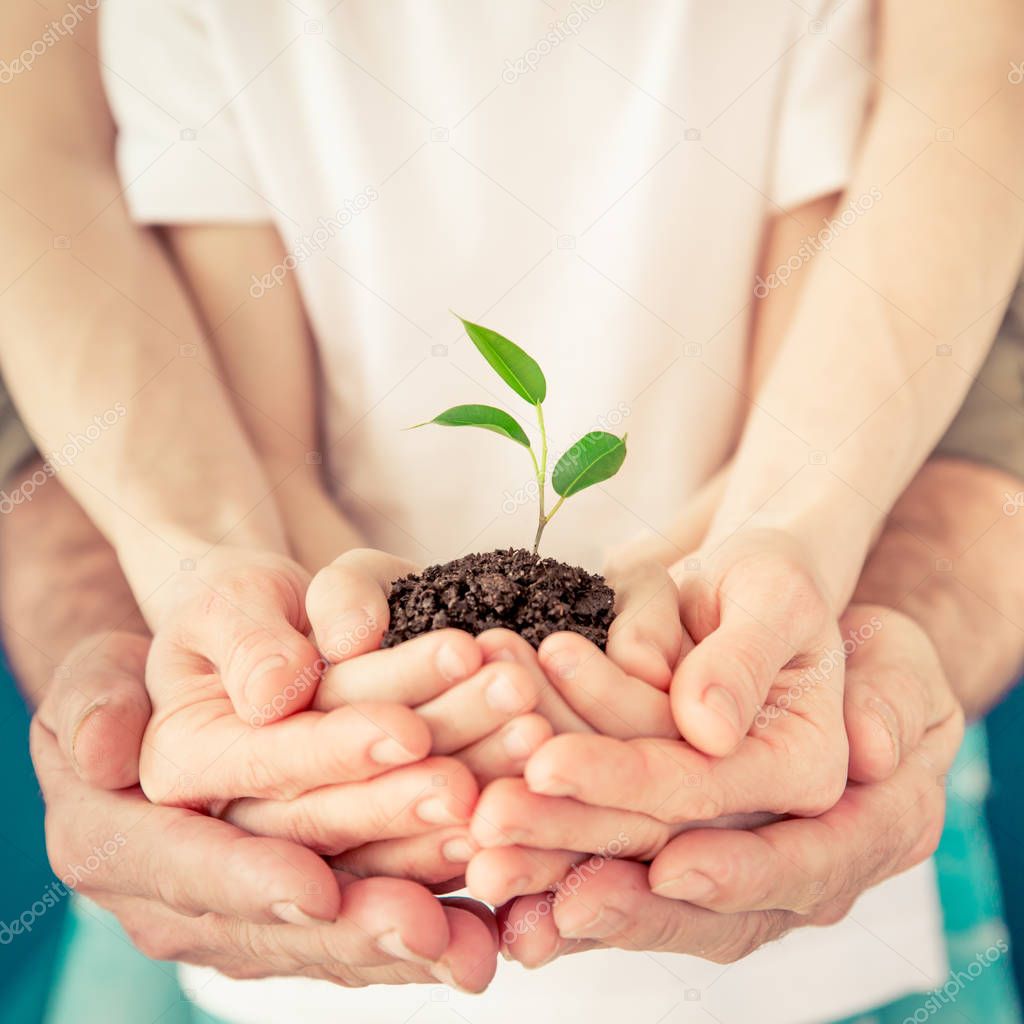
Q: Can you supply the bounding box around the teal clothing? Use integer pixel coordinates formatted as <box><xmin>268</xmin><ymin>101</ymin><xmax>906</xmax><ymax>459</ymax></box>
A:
<box><xmin>0</xmin><ymin>657</ymin><xmax>67</xmax><ymax>1024</ymax></box>
<box><xmin>838</xmin><ymin>724</ymin><xmax>1020</xmax><ymax>1024</ymax></box>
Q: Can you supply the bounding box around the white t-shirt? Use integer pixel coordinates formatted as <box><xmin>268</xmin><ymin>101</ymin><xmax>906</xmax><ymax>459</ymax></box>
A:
<box><xmin>101</xmin><ymin>2</ymin><xmax>947</xmax><ymax>1021</ymax></box>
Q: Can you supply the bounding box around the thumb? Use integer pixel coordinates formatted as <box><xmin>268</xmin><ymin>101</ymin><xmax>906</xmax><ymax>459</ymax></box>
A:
<box><xmin>160</xmin><ymin>558</ymin><xmax>323</xmax><ymax>725</ymax></box>
<box><xmin>841</xmin><ymin>606</ymin><xmax>960</xmax><ymax>784</ymax></box>
<box><xmin>37</xmin><ymin>632</ymin><xmax>152</xmax><ymax>790</ymax></box>
<box><xmin>672</xmin><ymin>562</ymin><xmax>829</xmax><ymax>756</ymax></box>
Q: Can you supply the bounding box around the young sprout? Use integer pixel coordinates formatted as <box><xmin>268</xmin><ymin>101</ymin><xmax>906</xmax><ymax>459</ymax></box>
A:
<box><xmin>412</xmin><ymin>316</ymin><xmax>627</xmax><ymax>554</ymax></box>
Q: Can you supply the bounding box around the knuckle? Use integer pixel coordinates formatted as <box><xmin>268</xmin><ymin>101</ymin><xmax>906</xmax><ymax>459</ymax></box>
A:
<box><xmin>284</xmin><ymin>799</ymin><xmax>339</xmax><ymax>854</ymax></box>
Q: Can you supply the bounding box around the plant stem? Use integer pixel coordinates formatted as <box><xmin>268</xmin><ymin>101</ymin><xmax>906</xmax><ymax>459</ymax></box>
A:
<box><xmin>532</xmin><ymin>402</ymin><xmax>549</xmax><ymax>554</ymax></box>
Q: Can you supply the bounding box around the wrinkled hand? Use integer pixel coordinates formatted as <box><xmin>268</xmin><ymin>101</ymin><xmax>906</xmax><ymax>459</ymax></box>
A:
<box><xmin>31</xmin><ymin>632</ymin><xmax>499</xmax><ymax>990</ymax></box>
<box><xmin>486</xmin><ymin>606</ymin><xmax>963</xmax><ymax>966</ymax></box>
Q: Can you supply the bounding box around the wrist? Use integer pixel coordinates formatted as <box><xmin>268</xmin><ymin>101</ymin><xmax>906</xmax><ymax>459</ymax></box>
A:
<box><xmin>704</xmin><ymin>495</ymin><xmax>877</xmax><ymax>614</ymax></box>
<box><xmin>125</xmin><ymin>541</ymin><xmax>305</xmax><ymax>630</ymax></box>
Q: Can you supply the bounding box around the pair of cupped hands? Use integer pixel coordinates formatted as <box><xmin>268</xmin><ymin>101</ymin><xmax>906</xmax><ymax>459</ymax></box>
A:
<box><xmin>32</xmin><ymin>530</ymin><xmax>963</xmax><ymax>993</ymax></box>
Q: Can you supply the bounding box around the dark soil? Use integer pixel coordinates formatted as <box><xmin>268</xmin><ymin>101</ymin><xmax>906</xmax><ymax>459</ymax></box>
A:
<box><xmin>382</xmin><ymin>548</ymin><xmax>616</xmax><ymax>650</ymax></box>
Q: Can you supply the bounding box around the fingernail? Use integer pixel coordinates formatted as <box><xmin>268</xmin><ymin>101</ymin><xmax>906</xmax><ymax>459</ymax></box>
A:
<box><xmin>70</xmin><ymin>699</ymin><xmax>107</xmax><ymax>775</ymax></box>
<box><xmin>703</xmin><ymin>685</ymin><xmax>741</xmax><ymax>734</ymax></box>
<box><xmin>559</xmin><ymin>905</ymin><xmax>628</xmax><ymax>939</ymax></box>
<box><xmin>652</xmin><ymin>869</ymin><xmax>717</xmax><ymax>901</ymax></box>
<box><xmin>486</xmin><ymin>671</ymin><xmax>527</xmax><ymax>714</ymax></box>
<box><xmin>530</xmin><ymin>775</ymin><xmax>577</xmax><ymax>798</ymax></box>
<box><xmin>376</xmin><ymin>930</ymin><xmax>435</xmax><ymax>965</ymax></box>
<box><xmin>329</xmin><ymin>609</ymin><xmax>376</xmax><ymax>656</ymax></box>
<box><xmin>503</xmin><ymin>725</ymin><xmax>534</xmax><ymax>761</ymax></box>
<box><xmin>436</xmin><ymin>641</ymin><xmax>472</xmax><ymax>683</ymax></box>
<box><xmin>867</xmin><ymin>696</ymin><xmax>900</xmax><ymax>770</ymax></box>
<box><xmin>271</xmin><ymin>901</ymin><xmax>322</xmax><ymax>927</ymax></box>
<box><xmin>417</xmin><ymin>797</ymin><xmax>463</xmax><ymax>825</ymax></box>
<box><xmin>441</xmin><ymin>837</ymin><xmax>476</xmax><ymax>863</ymax></box>
<box><xmin>488</xmin><ymin>648</ymin><xmax>518</xmax><ymax>664</ymax></box>
<box><xmin>369</xmin><ymin>736</ymin><xmax>416</xmax><ymax>765</ymax></box>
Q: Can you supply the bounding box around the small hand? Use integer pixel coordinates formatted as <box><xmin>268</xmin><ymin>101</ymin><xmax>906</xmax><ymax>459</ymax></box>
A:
<box><xmin>487</xmin><ymin>606</ymin><xmax>962</xmax><ymax>967</ymax></box>
<box><xmin>33</xmin><ymin>632</ymin><xmax>499</xmax><ymax>991</ymax></box>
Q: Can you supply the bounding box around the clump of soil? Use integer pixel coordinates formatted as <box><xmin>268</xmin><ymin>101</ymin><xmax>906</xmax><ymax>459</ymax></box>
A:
<box><xmin>382</xmin><ymin>548</ymin><xmax>616</xmax><ymax>650</ymax></box>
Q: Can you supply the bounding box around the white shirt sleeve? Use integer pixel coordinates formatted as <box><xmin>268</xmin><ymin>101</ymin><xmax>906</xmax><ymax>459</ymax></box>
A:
<box><xmin>99</xmin><ymin>0</ymin><xmax>270</xmax><ymax>224</ymax></box>
<box><xmin>768</xmin><ymin>0</ymin><xmax>874</xmax><ymax>211</ymax></box>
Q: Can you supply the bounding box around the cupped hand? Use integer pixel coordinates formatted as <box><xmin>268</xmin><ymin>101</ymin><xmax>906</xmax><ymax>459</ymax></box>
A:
<box><xmin>141</xmin><ymin>551</ymin><xmax>445</xmax><ymax>820</ymax></box>
<box><xmin>489</xmin><ymin>605</ymin><xmax>963</xmax><ymax>967</ymax></box>
<box><xmin>32</xmin><ymin>632</ymin><xmax>499</xmax><ymax>990</ymax></box>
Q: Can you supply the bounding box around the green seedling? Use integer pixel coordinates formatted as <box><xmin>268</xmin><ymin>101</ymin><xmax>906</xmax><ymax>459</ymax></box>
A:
<box><xmin>412</xmin><ymin>316</ymin><xmax>627</xmax><ymax>554</ymax></box>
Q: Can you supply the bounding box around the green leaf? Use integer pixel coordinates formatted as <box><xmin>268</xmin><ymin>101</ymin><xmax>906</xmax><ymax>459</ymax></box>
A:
<box><xmin>552</xmin><ymin>431</ymin><xmax>628</xmax><ymax>498</ymax></box>
<box><xmin>457</xmin><ymin>316</ymin><xmax>547</xmax><ymax>404</ymax></box>
<box><xmin>413</xmin><ymin>404</ymin><xmax>531</xmax><ymax>448</ymax></box>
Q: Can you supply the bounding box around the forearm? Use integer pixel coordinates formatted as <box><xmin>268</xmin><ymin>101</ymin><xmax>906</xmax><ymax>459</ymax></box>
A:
<box><xmin>0</xmin><ymin>6</ymin><xmax>287</xmax><ymax>623</ymax></box>
<box><xmin>163</xmin><ymin>224</ymin><xmax>365</xmax><ymax>573</ymax></box>
<box><xmin>0</xmin><ymin>459</ymin><xmax>146</xmax><ymax>707</ymax></box>
<box><xmin>853</xmin><ymin>458</ymin><xmax>1024</xmax><ymax>719</ymax></box>
<box><xmin>708</xmin><ymin>0</ymin><xmax>1024</xmax><ymax>609</ymax></box>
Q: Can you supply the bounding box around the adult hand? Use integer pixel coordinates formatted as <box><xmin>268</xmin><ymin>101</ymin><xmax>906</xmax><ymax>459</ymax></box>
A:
<box><xmin>33</xmin><ymin>632</ymin><xmax>499</xmax><ymax>990</ymax></box>
<box><xmin>485</xmin><ymin>606</ymin><xmax>963</xmax><ymax>967</ymax></box>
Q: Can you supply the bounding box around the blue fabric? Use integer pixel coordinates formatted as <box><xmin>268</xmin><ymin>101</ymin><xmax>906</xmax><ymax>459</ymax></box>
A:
<box><xmin>0</xmin><ymin>654</ymin><xmax>67</xmax><ymax>1024</ymax></box>
<box><xmin>838</xmin><ymin>724</ymin><xmax>1021</xmax><ymax>1024</ymax></box>
<box><xmin>987</xmin><ymin>681</ymin><xmax>1024</xmax><ymax>1001</ymax></box>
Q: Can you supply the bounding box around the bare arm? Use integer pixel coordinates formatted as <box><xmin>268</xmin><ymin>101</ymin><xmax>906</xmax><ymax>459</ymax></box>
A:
<box><xmin>0</xmin><ymin>459</ymin><xmax>146</xmax><ymax>708</ymax></box>
<box><xmin>161</xmin><ymin>224</ymin><xmax>364</xmax><ymax>573</ymax></box>
<box><xmin>0</xmin><ymin>2</ymin><xmax>287</xmax><ymax>624</ymax></box>
<box><xmin>708</xmin><ymin>0</ymin><xmax>1024</xmax><ymax>608</ymax></box>
<box><xmin>854</xmin><ymin>457</ymin><xmax>1024</xmax><ymax>719</ymax></box>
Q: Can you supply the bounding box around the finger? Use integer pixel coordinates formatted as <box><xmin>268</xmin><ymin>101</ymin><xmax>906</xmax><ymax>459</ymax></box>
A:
<box><xmin>38</xmin><ymin>632</ymin><xmax>151</xmax><ymax>790</ymax></box>
<box><xmin>841</xmin><ymin>607</ymin><xmax>956</xmax><ymax>784</ymax></box>
<box><xmin>499</xmin><ymin>891</ymin><xmax>564</xmax><ymax>967</ymax></box>
<box><xmin>100</xmin><ymin>882</ymin><xmax>452</xmax><ymax>981</ymax></box>
<box><xmin>550</xmin><ymin>857</ymin><xmax>792</xmax><ymax>962</ymax></box>
<box><xmin>223</xmin><ymin>756</ymin><xmax>479</xmax><ymax>854</ymax></box>
<box><xmin>142</xmin><ymin>701</ymin><xmax>431</xmax><ymax>805</ymax></box>
<box><xmin>332</xmin><ymin>827</ymin><xmax>478</xmax><ymax>886</ymax></box>
<box><xmin>471</xmin><ymin>778</ymin><xmax>670</xmax><ymax>858</ymax></box>
<box><xmin>159</xmin><ymin>561</ymin><xmax>323</xmax><ymax>724</ymax></box>
<box><xmin>315</xmin><ymin>629</ymin><xmax>482</xmax><ymax>709</ymax></box>
<box><xmin>605</xmin><ymin>561</ymin><xmax>686</xmax><ymax>689</ymax></box>
<box><xmin>538</xmin><ymin>633</ymin><xmax>676</xmax><ymax>738</ymax></box>
<box><xmin>30</xmin><ymin>719</ymin><xmax>342</xmax><ymax>925</ymax></box>
<box><xmin>648</xmin><ymin>704</ymin><xmax>964</xmax><ymax>914</ymax></box>
<box><xmin>306</xmin><ymin>548</ymin><xmax>417</xmax><ymax>661</ymax></box>
<box><xmin>672</xmin><ymin>562</ymin><xmax>829</xmax><ymax>756</ymax></box>
<box><xmin>456</xmin><ymin>713</ymin><xmax>553</xmax><ymax>785</ymax></box>
<box><xmin>416</xmin><ymin>661</ymin><xmax>543</xmax><ymax>754</ymax></box>
<box><xmin>477</xmin><ymin>629</ymin><xmax>592</xmax><ymax>735</ymax></box>
<box><xmin>466</xmin><ymin>846</ymin><xmax>580</xmax><ymax>905</ymax></box>
<box><xmin>409</xmin><ymin>903</ymin><xmax>496</xmax><ymax>993</ymax></box>
<box><xmin>525</xmin><ymin>721</ymin><xmax>846</xmax><ymax>822</ymax></box>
